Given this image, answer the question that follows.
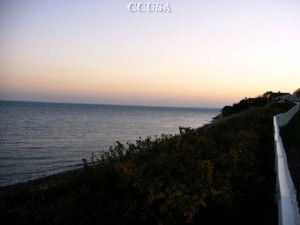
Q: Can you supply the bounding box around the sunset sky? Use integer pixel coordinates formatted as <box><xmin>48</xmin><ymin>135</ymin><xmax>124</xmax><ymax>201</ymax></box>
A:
<box><xmin>1</xmin><ymin>0</ymin><xmax>300</xmax><ymax>107</ymax></box>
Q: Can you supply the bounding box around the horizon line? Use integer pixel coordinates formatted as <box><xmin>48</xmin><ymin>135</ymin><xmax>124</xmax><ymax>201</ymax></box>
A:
<box><xmin>0</xmin><ymin>99</ymin><xmax>222</xmax><ymax>110</ymax></box>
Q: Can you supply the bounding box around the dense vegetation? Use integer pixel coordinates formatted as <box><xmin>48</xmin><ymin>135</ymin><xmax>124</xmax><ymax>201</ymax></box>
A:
<box><xmin>0</xmin><ymin>101</ymin><xmax>295</xmax><ymax>225</ymax></box>
<box><xmin>294</xmin><ymin>88</ymin><xmax>300</xmax><ymax>98</ymax></box>
<box><xmin>221</xmin><ymin>96</ymin><xmax>270</xmax><ymax>117</ymax></box>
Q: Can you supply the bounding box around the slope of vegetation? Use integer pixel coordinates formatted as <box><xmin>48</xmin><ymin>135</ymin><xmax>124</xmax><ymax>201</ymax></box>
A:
<box><xmin>0</xmin><ymin>101</ymin><xmax>294</xmax><ymax>225</ymax></box>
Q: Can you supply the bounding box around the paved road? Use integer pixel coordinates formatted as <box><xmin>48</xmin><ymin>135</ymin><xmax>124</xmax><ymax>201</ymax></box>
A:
<box><xmin>285</xmin><ymin>146</ymin><xmax>300</xmax><ymax>206</ymax></box>
<box><xmin>281</xmin><ymin>111</ymin><xmax>300</xmax><ymax>208</ymax></box>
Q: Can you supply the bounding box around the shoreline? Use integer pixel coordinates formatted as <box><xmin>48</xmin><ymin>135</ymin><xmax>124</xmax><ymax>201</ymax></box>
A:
<box><xmin>1</xmin><ymin>102</ymin><xmax>218</xmax><ymax>187</ymax></box>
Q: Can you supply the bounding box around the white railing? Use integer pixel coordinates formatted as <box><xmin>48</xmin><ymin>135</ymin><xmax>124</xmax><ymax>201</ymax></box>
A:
<box><xmin>274</xmin><ymin>102</ymin><xmax>300</xmax><ymax>225</ymax></box>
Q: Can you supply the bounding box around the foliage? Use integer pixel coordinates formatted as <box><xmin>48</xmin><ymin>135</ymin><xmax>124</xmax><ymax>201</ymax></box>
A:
<box><xmin>293</xmin><ymin>88</ymin><xmax>300</xmax><ymax>98</ymax></box>
<box><xmin>221</xmin><ymin>96</ymin><xmax>270</xmax><ymax>117</ymax></box>
<box><xmin>221</xmin><ymin>90</ymin><xmax>295</xmax><ymax>117</ymax></box>
<box><xmin>0</xmin><ymin>102</ymin><xmax>294</xmax><ymax>225</ymax></box>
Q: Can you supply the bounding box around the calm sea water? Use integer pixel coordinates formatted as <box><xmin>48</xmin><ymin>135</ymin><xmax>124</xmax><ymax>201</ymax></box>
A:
<box><xmin>0</xmin><ymin>101</ymin><xmax>219</xmax><ymax>186</ymax></box>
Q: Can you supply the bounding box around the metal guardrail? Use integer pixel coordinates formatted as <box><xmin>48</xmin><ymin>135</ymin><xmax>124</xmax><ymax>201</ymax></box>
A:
<box><xmin>274</xmin><ymin>103</ymin><xmax>300</xmax><ymax>225</ymax></box>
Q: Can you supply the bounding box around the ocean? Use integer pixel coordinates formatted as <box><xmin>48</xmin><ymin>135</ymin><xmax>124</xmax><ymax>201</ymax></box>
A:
<box><xmin>0</xmin><ymin>101</ymin><xmax>220</xmax><ymax>186</ymax></box>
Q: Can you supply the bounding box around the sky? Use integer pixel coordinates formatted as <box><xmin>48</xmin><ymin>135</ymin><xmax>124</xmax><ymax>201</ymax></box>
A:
<box><xmin>0</xmin><ymin>0</ymin><xmax>300</xmax><ymax>108</ymax></box>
